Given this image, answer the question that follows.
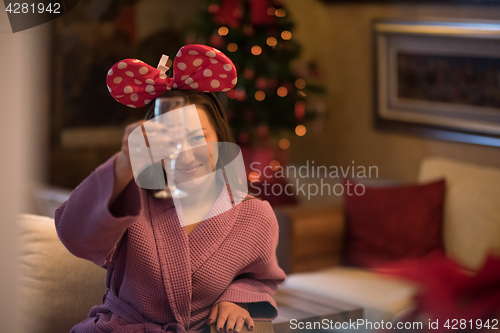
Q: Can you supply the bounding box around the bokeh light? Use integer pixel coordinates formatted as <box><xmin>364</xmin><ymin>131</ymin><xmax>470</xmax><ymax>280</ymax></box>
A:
<box><xmin>275</xmin><ymin>9</ymin><xmax>286</xmax><ymax>17</ymax></box>
<box><xmin>281</xmin><ymin>31</ymin><xmax>292</xmax><ymax>40</ymax></box>
<box><xmin>251</xmin><ymin>45</ymin><xmax>262</xmax><ymax>55</ymax></box>
<box><xmin>269</xmin><ymin>160</ymin><xmax>281</xmax><ymax>171</ymax></box>
<box><xmin>277</xmin><ymin>86</ymin><xmax>288</xmax><ymax>97</ymax></box>
<box><xmin>295</xmin><ymin>125</ymin><xmax>307</xmax><ymax>136</ymax></box>
<box><xmin>248</xmin><ymin>171</ymin><xmax>260</xmax><ymax>183</ymax></box>
<box><xmin>279</xmin><ymin>138</ymin><xmax>290</xmax><ymax>150</ymax></box>
<box><xmin>227</xmin><ymin>43</ymin><xmax>238</xmax><ymax>52</ymax></box>
<box><xmin>266</xmin><ymin>37</ymin><xmax>277</xmax><ymax>47</ymax></box>
<box><xmin>218</xmin><ymin>26</ymin><xmax>229</xmax><ymax>36</ymax></box>
<box><xmin>295</xmin><ymin>78</ymin><xmax>306</xmax><ymax>89</ymax></box>
<box><xmin>255</xmin><ymin>90</ymin><xmax>266</xmax><ymax>101</ymax></box>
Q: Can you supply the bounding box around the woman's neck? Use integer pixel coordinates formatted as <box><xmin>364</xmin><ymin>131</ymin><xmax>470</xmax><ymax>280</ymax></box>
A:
<box><xmin>177</xmin><ymin>173</ymin><xmax>223</xmax><ymax>209</ymax></box>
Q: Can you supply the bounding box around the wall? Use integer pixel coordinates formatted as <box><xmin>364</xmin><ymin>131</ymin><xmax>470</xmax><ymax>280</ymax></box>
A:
<box><xmin>285</xmin><ymin>0</ymin><xmax>500</xmax><ymax>182</ymax></box>
<box><xmin>0</xmin><ymin>9</ymin><xmax>50</xmax><ymax>332</ymax></box>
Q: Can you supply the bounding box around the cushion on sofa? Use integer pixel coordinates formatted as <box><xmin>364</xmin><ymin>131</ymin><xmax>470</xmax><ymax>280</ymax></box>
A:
<box><xmin>281</xmin><ymin>266</ymin><xmax>419</xmax><ymax>324</ymax></box>
<box><xmin>419</xmin><ymin>158</ymin><xmax>500</xmax><ymax>271</ymax></box>
<box><xmin>343</xmin><ymin>179</ymin><xmax>446</xmax><ymax>267</ymax></box>
<box><xmin>18</xmin><ymin>214</ymin><xmax>107</xmax><ymax>333</ymax></box>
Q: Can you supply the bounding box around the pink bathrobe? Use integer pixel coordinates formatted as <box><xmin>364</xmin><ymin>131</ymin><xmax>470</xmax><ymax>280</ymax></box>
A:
<box><xmin>55</xmin><ymin>154</ymin><xmax>286</xmax><ymax>333</ymax></box>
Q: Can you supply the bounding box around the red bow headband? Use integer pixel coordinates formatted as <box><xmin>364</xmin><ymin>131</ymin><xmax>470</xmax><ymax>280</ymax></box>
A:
<box><xmin>106</xmin><ymin>44</ymin><xmax>238</xmax><ymax>108</ymax></box>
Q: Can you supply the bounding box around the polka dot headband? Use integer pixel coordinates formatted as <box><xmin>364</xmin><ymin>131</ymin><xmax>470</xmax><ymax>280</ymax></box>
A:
<box><xmin>106</xmin><ymin>44</ymin><xmax>238</xmax><ymax>108</ymax></box>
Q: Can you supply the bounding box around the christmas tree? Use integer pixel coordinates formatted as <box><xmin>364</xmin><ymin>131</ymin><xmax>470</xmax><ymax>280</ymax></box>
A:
<box><xmin>186</xmin><ymin>0</ymin><xmax>325</xmax><ymax>146</ymax></box>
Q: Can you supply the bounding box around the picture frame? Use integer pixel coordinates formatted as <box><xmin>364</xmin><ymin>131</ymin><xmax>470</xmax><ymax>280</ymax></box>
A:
<box><xmin>373</xmin><ymin>19</ymin><xmax>500</xmax><ymax>147</ymax></box>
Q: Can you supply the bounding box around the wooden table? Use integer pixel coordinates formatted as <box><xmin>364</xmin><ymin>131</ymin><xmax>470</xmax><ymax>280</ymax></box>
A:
<box><xmin>273</xmin><ymin>287</ymin><xmax>363</xmax><ymax>333</ymax></box>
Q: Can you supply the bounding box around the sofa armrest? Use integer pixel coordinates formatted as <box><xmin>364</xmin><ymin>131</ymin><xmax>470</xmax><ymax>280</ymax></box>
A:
<box><xmin>274</xmin><ymin>205</ymin><xmax>345</xmax><ymax>274</ymax></box>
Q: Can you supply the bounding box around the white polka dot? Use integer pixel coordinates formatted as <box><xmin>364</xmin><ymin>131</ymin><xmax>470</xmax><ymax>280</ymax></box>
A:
<box><xmin>204</xmin><ymin>69</ymin><xmax>212</xmax><ymax>77</ymax></box>
<box><xmin>118</xmin><ymin>62</ymin><xmax>127</xmax><ymax>69</ymax></box>
<box><xmin>144</xmin><ymin>99</ymin><xmax>151</xmax><ymax>104</ymax></box>
<box><xmin>108</xmin><ymin>69</ymin><xmax>113</xmax><ymax>76</ymax></box>
<box><xmin>149</xmin><ymin>92</ymin><xmax>156</xmax><ymax>95</ymax></box>
<box><xmin>219</xmin><ymin>74</ymin><xmax>227</xmax><ymax>78</ymax></box>
<box><xmin>113</xmin><ymin>77</ymin><xmax>122</xmax><ymax>84</ymax></box>
<box><xmin>132</xmin><ymin>60</ymin><xmax>143</xmax><ymax>63</ymax></box>
<box><xmin>127</xmin><ymin>104</ymin><xmax>137</xmax><ymax>108</ymax></box>
<box><xmin>211</xmin><ymin>80</ymin><xmax>220</xmax><ymax>88</ymax></box>
<box><xmin>146</xmin><ymin>79</ymin><xmax>154</xmax><ymax>84</ymax></box>
<box><xmin>188</xmin><ymin>50</ymin><xmax>199</xmax><ymax>55</ymax></box>
<box><xmin>222</xmin><ymin>88</ymin><xmax>230</xmax><ymax>92</ymax></box>
<box><xmin>232</xmin><ymin>78</ymin><xmax>237</xmax><ymax>85</ymax></box>
<box><xmin>209</xmin><ymin>58</ymin><xmax>218</xmax><ymax>64</ymax></box>
<box><xmin>173</xmin><ymin>83</ymin><xmax>178</xmax><ymax>89</ymax></box>
<box><xmin>134</xmin><ymin>79</ymin><xmax>143</xmax><ymax>85</ymax></box>
<box><xmin>116</xmin><ymin>95</ymin><xmax>124</xmax><ymax>98</ymax></box>
<box><xmin>185</xmin><ymin>77</ymin><xmax>194</xmax><ymax>85</ymax></box>
<box><xmin>203</xmin><ymin>90</ymin><xmax>210</xmax><ymax>93</ymax></box>
<box><xmin>146</xmin><ymin>85</ymin><xmax>155</xmax><ymax>93</ymax></box>
<box><xmin>190</xmin><ymin>82</ymin><xmax>199</xmax><ymax>89</ymax></box>
<box><xmin>193</xmin><ymin>58</ymin><xmax>203</xmax><ymax>67</ymax></box>
<box><xmin>159</xmin><ymin>73</ymin><xmax>167</xmax><ymax>79</ymax></box>
<box><xmin>223</xmin><ymin>64</ymin><xmax>232</xmax><ymax>71</ymax></box>
<box><xmin>214</xmin><ymin>48</ymin><xmax>221</xmax><ymax>53</ymax></box>
<box><xmin>176</xmin><ymin>50</ymin><xmax>182</xmax><ymax>57</ymax></box>
<box><xmin>130</xmin><ymin>93</ymin><xmax>138</xmax><ymax>101</ymax></box>
<box><xmin>206</xmin><ymin>50</ymin><xmax>216</xmax><ymax>58</ymax></box>
<box><xmin>124</xmin><ymin>86</ymin><xmax>133</xmax><ymax>94</ymax></box>
<box><xmin>107</xmin><ymin>86</ymin><xmax>112</xmax><ymax>93</ymax></box>
<box><xmin>167</xmin><ymin>86</ymin><xmax>171</xmax><ymax>91</ymax></box>
<box><xmin>139</xmin><ymin>67</ymin><xmax>148</xmax><ymax>75</ymax></box>
<box><xmin>125</xmin><ymin>71</ymin><xmax>134</xmax><ymax>77</ymax></box>
<box><xmin>177</xmin><ymin>62</ymin><xmax>187</xmax><ymax>70</ymax></box>
<box><xmin>181</xmin><ymin>75</ymin><xmax>189</xmax><ymax>81</ymax></box>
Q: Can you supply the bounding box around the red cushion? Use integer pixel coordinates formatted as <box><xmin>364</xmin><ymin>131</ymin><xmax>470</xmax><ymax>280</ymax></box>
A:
<box><xmin>343</xmin><ymin>179</ymin><xmax>446</xmax><ymax>267</ymax></box>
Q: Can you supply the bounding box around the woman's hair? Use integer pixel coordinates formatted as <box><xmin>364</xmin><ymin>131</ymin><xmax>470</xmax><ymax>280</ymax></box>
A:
<box><xmin>138</xmin><ymin>90</ymin><xmax>248</xmax><ymax>202</ymax></box>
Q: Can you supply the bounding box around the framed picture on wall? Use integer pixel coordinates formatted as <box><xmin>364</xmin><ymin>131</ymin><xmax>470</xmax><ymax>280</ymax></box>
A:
<box><xmin>373</xmin><ymin>19</ymin><xmax>500</xmax><ymax>147</ymax></box>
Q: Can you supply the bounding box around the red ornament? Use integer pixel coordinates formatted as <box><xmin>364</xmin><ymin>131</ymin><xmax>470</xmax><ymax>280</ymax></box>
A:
<box><xmin>215</xmin><ymin>0</ymin><xmax>274</xmax><ymax>28</ymax></box>
<box><xmin>208</xmin><ymin>4</ymin><xmax>219</xmax><ymax>13</ymax></box>
<box><xmin>295</xmin><ymin>101</ymin><xmax>305</xmax><ymax>120</ymax></box>
<box><xmin>236</xmin><ymin>87</ymin><xmax>247</xmax><ymax>101</ymax></box>
<box><xmin>257</xmin><ymin>124</ymin><xmax>269</xmax><ymax>137</ymax></box>
<box><xmin>239</xmin><ymin>132</ymin><xmax>249</xmax><ymax>143</ymax></box>
<box><xmin>243</xmin><ymin>68</ymin><xmax>255</xmax><ymax>80</ymax></box>
<box><xmin>227</xmin><ymin>89</ymin><xmax>237</xmax><ymax>99</ymax></box>
<box><xmin>255</xmin><ymin>77</ymin><xmax>267</xmax><ymax>90</ymax></box>
<box><xmin>209</xmin><ymin>34</ymin><xmax>224</xmax><ymax>48</ymax></box>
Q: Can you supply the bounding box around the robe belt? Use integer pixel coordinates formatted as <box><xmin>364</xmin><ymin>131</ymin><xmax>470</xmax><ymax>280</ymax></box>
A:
<box><xmin>104</xmin><ymin>290</ymin><xmax>203</xmax><ymax>333</ymax></box>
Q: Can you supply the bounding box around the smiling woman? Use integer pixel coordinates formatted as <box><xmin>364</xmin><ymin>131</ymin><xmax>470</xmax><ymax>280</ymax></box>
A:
<box><xmin>54</xmin><ymin>70</ymin><xmax>286</xmax><ymax>333</ymax></box>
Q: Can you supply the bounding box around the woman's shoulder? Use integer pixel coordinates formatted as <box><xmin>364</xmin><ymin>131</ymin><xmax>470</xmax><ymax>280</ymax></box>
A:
<box><xmin>234</xmin><ymin>195</ymin><xmax>277</xmax><ymax>230</ymax></box>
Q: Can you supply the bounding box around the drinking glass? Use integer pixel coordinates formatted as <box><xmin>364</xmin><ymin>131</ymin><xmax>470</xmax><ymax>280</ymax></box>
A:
<box><xmin>153</xmin><ymin>96</ymin><xmax>188</xmax><ymax>199</ymax></box>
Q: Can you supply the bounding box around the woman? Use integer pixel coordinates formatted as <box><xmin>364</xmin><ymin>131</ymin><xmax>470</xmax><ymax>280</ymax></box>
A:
<box><xmin>55</xmin><ymin>45</ymin><xmax>286</xmax><ymax>333</ymax></box>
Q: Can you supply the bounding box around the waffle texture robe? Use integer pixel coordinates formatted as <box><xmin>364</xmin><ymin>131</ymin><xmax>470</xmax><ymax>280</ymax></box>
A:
<box><xmin>55</xmin><ymin>154</ymin><xmax>286</xmax><ymax>333</ymax></box>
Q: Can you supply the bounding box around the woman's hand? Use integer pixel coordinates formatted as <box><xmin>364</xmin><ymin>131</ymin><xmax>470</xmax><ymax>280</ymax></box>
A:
<box><xmin>110</xmin><ymin>120</ymin><xmax>147</xmax><ymax>205</ymax></box>
<box><xmin>207</xmin><ymin>301</ymin><xmax>254</xmax><ymax>333</ymax></box>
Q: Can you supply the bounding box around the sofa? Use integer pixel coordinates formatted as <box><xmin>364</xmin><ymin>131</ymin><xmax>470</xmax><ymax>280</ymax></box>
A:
<box><xmin>274</xmin><ymin>157</ymin><xmax>500</xmax><ymax>326</ymax></box>
<box><xmin>18</xmin><ymin>157</ymin><xmax>500</xmax><ymax>332</ymax></box>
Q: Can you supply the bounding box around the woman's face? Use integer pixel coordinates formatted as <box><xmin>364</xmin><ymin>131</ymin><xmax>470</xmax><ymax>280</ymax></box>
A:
<box><xmin>172</xmin><ymin>105</ymin><xmax>219</xmax><ymax>187</ymax></box>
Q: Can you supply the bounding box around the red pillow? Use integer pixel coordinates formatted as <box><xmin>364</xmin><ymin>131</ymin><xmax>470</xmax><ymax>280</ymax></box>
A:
<box><xmin>343</xmin><ymin>179</ymin><xmax>446</xmax><ymax>268</ymax></box>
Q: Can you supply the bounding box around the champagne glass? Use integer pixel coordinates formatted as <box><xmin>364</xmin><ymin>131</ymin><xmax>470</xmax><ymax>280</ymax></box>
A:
<box><xmin>153</xmin><ymin>96</ymin><xmax>188</xmax><ymax>199</ymax></box>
